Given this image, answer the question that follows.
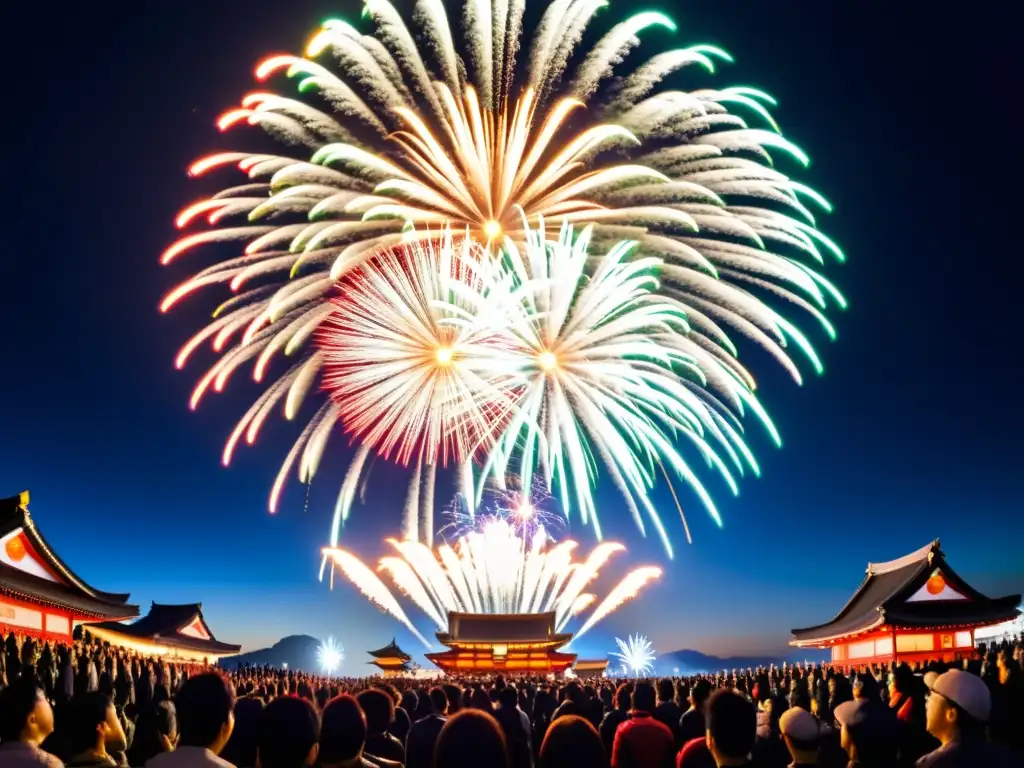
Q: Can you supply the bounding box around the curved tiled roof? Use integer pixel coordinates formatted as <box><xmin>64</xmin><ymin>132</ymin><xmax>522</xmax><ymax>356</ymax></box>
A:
<box><xmin>1</xmin><ymin>491</ymin><xmax>138</xmax><ymax>620</ymax></box>
<box><xmin>791</xmin><ymin>540</ymin><xmax>1020</xmax><ymax>645</ymax></box>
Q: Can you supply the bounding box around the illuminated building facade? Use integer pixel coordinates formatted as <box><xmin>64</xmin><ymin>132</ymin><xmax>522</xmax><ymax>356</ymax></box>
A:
<box><xmin>368</xmin><ymin>638</ymin><xmax>412</xmax><ymax>676</ymax></box>
<box><xmin>87</xmin><ymin>602</ymin><xmax>241</xmax><ymax>663</ymax></box>
<box><xmin>426</xmin><ymin>611</ymin><xmax>577</xmax><ymax>674</ymax></box>
<box><xmin>1</xmin><ymin>491</ymin><xmax>138</xmax><ymax>641</ymax></box>
<box><xmin>791</xmin><ymin>540</ymin><xmax>1020</xmax><ymax>668</ymax></box>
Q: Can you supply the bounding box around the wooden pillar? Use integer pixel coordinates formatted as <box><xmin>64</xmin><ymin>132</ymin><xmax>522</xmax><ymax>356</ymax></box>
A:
<box><xmin>891</xmin><ymin>625</ymin><xmax>898</xmax><ymax>664</ymax></box>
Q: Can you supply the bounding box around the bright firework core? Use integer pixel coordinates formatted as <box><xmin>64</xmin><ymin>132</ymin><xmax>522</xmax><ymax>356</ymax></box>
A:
<box><xmin>483</xmin><ymin>220</ymin><xmax>502</xmax><ymax>240</ymax></box>
<box><xmin>435</xmin><ymin>347</ymin><xmax>454</xmax><ymax>365</ymax></box>
<box><xmin>317</xmin><ymin>637</ymin><xmax>344</xmax><ymax>675</ymax></box>
<box><xmin>538</xmin><ymin>351</ymin><xmax>558</xmax><ymax>371</ymax></box>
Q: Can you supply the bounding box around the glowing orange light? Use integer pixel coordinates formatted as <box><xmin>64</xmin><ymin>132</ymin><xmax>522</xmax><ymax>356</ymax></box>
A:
<box><xmin>926</xmin><ymin>572</ymin><xmax>946</xmax><ymax>595</ymax></box>
<box><xmin>538</xmin><ymin>351</ymin><xmax>558</xmax><ymax>371</ymax></box>
<box><xmin>435</xmin><ymin>347</ymin><xmax>454</xmax><ymax>365</ymax></box>
<box><xmin>483</xmin><ymin>220</ymin><xmax>502</xmax><ymax>240</ymax></box>
<box><xmin>4</xmin><ymin>536</ymin><xmax>26</xmax><ymax>562</ymax></box>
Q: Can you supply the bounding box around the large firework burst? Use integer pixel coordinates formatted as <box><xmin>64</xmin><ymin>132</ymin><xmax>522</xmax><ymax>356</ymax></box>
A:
<box><xmin>162</xmin><ymin>0</ymin><xmax>843</xmax><ymax>540</ymax></box>
<box><xmin>322</xmin><ymin>516</ymin><xmax>661</xmax><ymax>649</ymax></box>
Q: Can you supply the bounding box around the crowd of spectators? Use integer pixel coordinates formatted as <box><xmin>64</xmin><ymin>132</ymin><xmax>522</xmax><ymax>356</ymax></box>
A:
<box><xmin>0</xmin><ymin>631</ymin><xmax>1021</xmax><ymax>768</ymax></box>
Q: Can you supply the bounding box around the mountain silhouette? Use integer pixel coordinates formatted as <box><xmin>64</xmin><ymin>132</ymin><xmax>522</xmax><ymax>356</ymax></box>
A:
<box><xmin>657</xmin><ymin>648</ymin><xmax>829</xmax><ymax>675</ymax></box>
<box><xmin>219</xmin><ymin>635</ymin><xmax>323</xmax><ymax>672</ymax></box>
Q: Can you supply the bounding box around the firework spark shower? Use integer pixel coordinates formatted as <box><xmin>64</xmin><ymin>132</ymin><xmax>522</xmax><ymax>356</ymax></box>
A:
<box><xmin>162</xmin><ymin>0</ymin><xmax>845</xmax><ymax>551</ymax></box>
<box><xmin>321</xmin><ymin>515</ymin><xmax>662</xmax><ymax>649</ymax></box>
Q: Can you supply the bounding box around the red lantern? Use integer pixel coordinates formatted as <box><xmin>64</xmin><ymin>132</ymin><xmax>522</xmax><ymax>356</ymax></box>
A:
<box><xmin>926</xmin><ymin>572</ymin><xmax>946</xmax><ymax>595</ymax></box>
<box><xmin>4</xmin><ymin>535</ymin><xmax>26</xmax><ymax>562</ymax></box>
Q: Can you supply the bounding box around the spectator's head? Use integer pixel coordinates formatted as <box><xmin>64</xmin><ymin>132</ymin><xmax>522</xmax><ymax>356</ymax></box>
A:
<box><xmin>0</xmin><ymin>676</ymin><xmax>54</xmax><ymax>745</ymax></box>
<box><xmin>538</xmin><ymin>715</ymin><xmax>605</xmax><ymax>768</ymax></box>
<box><xmin>889</xmin><ymin>664</ymin><xmax>914</xmax><ymax>700</ymax></box>
<box><xmin>705</xmin><ymin>690</ymin><xmax>755</xmax><ymax>764</ymax></box>
<box><xmin>614</xmin><ymin>683</ymin><xmax>631</xmax><ymax>711</ymax></box>
<box><xmin>497</xmin><ymin>687</ymin><xmax>518</xmax><ymax>710</ymax></box>
<box><xmin>64</xmin><ymin>692</ymin><xmax>126</xmax><ymax>760</ymax></box>
<box><xmin>257</xmin><ymin>697</ymin><xmax>319</xmax><ymax>768</ymax></box>
<box><xmin>319</xmin><ymin>695</ymin><xmax>366</xmax><ymax>766</ymax></box>
<box><xmin>435</xmin><ymin>709</ymin><xmax>509</xmax><ymax>768</ymax></box>
<box><xmin>442</xmin><ymin>684</ymin><xmax>462</xmax><ymax>713</ymax></box>
<box><xmin>779</xmin><ymin>707</ymin><xmax>819</xmax><ymax>764</ymax></box>
<box><xmin>221</xmin><ymin>697</ymin><xmax>264</xmax><ymax>768</ymax></box>
<box><xmin>355</xmin><ymin>688</ymin><xmax>394</xmax><ymax>736</ymax></box>
<box><xmin>690</xmin><ymin>679</ymin><xmax>712</xmax><ymax>711</ymax></box>
<box><xmin>127</xmin><ymin>700</ymin><xmax>179</xmax><ymax>766</ymax></box>
<box><xmin>400</xmin><ymin>690</ymin><xmax>418</xmax><ymax>717</ymax></box>
<box><xmin>852</xmin><ymin>671</ymin><xmax>879</xmax><ymax>702</ymax></box>
<box><xmin>428</xmin><ymin>686</ymin><xmax>448</xmax><ymax>716</ymax></box>
<box><xmin>631</xmin><ymin>681</ymin><xmax>656</xmax><ymax>713</ymax></box>
<box><xmin>925</xmin><ymin>669</ymin><xmax>990</xmax><ymax>743</ymax></box>
<box><xmin>834</xmin><ymin>698</ymin><xmax>898</xmax><ymax>764</ymax></box>
<box><xmin>657</xmin><ymin>678</ymin><xmax>674</xmax><ymax>703</ymax></box>
<box><xmin>176</xmin><ymin>670</ymin><xmax>236</xmax><ymax>754</ymax></box>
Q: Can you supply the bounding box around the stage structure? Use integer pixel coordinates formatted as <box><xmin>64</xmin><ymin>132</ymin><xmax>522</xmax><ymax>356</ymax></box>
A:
<box><xmin>1</xmin><ymin>491</ymin><xmax>139</xmax><ymax>641</ymax></box>
<box><xmin>87</xmin><ymin>602</ymin><xmax>241</xmax><ymax>663</ymax></box>
<box><xmin>368</xmin><ymin>638</ymin><xmax>413</xmax><ymax>676</ymax></box>
<box><xmin>426</xmin><ymin>611</ymin><xmax>577</xmax><ymax>673</ymax></box>
<box><xmin>790</xmin><ymin>540</ymin><xmax>1020</xmax><ymax>668</ymax></box>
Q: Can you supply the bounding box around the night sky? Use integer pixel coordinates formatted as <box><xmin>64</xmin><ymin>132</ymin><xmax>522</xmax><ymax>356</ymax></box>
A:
<box><xmin>2</xmin><ymin>0</ymin><xmax>1021</xmax><ymax>668</ymax></box>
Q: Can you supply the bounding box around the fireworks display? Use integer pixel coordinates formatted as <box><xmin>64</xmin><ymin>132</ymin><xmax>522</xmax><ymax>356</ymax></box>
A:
<box><xmin>322</xmin><ymin>515</ymin><xmax>661</xmax><ymax>649</ymax></box>
<box><xmin>162</xmin><ymin>0</ymin><xmax>843</xmax><ymax>548</ymax></box>
<box><xmin>612</xmin><ymin>634</ymin><xmax>657</xmax><ymax>677</ymax></box>
<box><xmin>317</xmin><ymin>636</ymin><xmax>344</xmax><ymax>674</ymax></box>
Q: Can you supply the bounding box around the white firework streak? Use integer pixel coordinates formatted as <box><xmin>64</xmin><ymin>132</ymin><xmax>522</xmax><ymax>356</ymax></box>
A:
<box><xmin>611</xmin><ymin>633</ymin><xmax>657</xmax><ymax>677</ymax></box>
<box><xmin>163</xmin><ymin>0</ymin><xmax>845</xmax><ymax>547</ymax></box>
<box><xmin>321</xmin><ymin>517</ymin><xmax>661</xmax><ymax>648</ymax></box>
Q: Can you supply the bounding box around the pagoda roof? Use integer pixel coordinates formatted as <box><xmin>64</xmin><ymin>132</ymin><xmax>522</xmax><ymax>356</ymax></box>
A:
<box><xmin>1</xmin><ymin>492</ymin><xmax>139</xmax><ymax>620</ymax></box>
<box><xmin>791</xmin><ymin>540</ymin><xmax>1021</xmax><ymax>646</ymax></box>
<box><xmin>367</xmin><ymin>638</ymin><xmax>411</xmax><ymax>660</ymax></box>
<box><xmin>438</xmin><ymin>611</ymin><xmax>571</xmax><ymax>645</ymax></box>
<box><xmin>88</xmin><ymin>602</ymin><xmax>241</xmax><ymax>657</ymax></box>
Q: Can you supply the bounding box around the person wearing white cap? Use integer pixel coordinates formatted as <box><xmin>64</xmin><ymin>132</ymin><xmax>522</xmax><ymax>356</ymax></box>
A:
<box><xmin>917</xmin><ymin>669</ymin><xmax>1012</xmax><ymax>767</ymax></box>
<box><xmin>777</xmin><ymin>707</ymin><xmax>819</xmax><ymax>768</ymax></box>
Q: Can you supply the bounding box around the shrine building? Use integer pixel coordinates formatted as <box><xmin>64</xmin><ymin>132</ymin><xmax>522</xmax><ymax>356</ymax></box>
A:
<box><xmin>790</xmin><ymin>539</ymin><xmax>1020</xmax><ymax>668</ymax></box>
<box><xmin>426</xmin><ymin>611</ymin><xmax>577</xmax><ymax>673</ymax></box>
<box><xmin>86</xmin><ymin>602</ymin><xmax>241</xmax><ymax>663</ymax></box>
<box><xmin>1</xmin><ymin>491</ymin><xmax>139</xmax><ymax>641</ymax></box>
<box><xmin>368</xmin><ymin>638</ymin><xmax>412</xmax><ymax>676</ymax></box>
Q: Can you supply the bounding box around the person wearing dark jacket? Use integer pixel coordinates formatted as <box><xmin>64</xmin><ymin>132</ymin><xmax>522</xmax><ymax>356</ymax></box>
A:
<box><xmin>600</xmin><ymin>684</ymin><xmax>631</xmax><ymax>759</ymax></box>
<box><xmin>404</xmin><ymin>688</ymin><xmax>448</xmax><ymax>768</ymax></box>
<box><xmin>493</xmin><ymin>687</ymin><xmax>532</xmax><ymax>768</ymax></box>
<box><xmin>653</xmin><ymin>679</ymin><xmax>682</xmax><ymax>748</ymax></box>
<box><xmin>677</xmin><ymin>679</ymin><xmax>710</xmax><ymax>746</ymax></box>
<box><xmin>356</xmin><ymin>689</ymin><xmax>405</xmax><ymax>765</ymax></box>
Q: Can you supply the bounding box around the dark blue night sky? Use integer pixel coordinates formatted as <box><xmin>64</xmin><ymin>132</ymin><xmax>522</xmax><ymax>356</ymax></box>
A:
<box><xmin>1</xmin><ymin>0</ymin><xmax>1020</xmax><ymax>667</ymax></box>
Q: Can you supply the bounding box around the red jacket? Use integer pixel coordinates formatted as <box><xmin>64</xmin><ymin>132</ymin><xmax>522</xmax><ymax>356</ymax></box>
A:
<box><xmin>611</xmin><ymin>710</ymin><xmax>675</xmax><ymax>768</ymax></box>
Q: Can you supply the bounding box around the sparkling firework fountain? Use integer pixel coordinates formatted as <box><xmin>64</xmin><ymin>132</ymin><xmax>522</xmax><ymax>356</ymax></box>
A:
<box><xmin>162</xmin><ymin>0</ymin><xmax>844</xmax><ymax>551</ymax></box>
<box><xmin>612</xmin><ymin>634</ymin><xmax>657</xmax><ymax>677</ymax></box>
<box><xmin>321</xmin><ymin>505</ymin><xmax>662</xmax><ymax>649</ymax></box>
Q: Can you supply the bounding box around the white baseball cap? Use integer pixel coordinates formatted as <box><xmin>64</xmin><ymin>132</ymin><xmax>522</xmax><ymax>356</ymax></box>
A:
<box><xmin>927</xmin><ymin>669</ymin><xmax>991</xmax><ymax>722</ymax></box>
<box><xmin>779</xmin><ymin>707</ymin><xmax>819</xmax><ymax>742</ymax></box>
